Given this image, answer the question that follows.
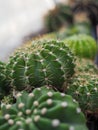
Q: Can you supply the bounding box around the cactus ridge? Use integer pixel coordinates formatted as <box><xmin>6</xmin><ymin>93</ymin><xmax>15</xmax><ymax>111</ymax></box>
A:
<box><xmin>65</xmin><ymin>34</ymin><xmax>97</xmax><ymax>59</ymax></box>
<box><xmin>0</xmin><ymin>86</ymin><xmax>88</xmax><ymax>130</ymax></box>
<box><xmin>6</xmin><ymin>40</ymin><xmax>75</xmax><ymax>91</ymax></box>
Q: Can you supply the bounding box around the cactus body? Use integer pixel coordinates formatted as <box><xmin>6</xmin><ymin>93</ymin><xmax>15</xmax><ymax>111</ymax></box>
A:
<box><xmin>0</xmin><ymin>86</ymin><xmax>88</xmax><ymax>130</ymax></box>
<box><xmin>67</xmin><ymin>73</ymin><xmax>98</xmax><ymax>114</ymax></box>
<box><xmin>65</xmin><ymin>34</ymin><xmax>97</xmax><ymax>59</ymax></box>
<box><xmin>6</xmin><ymin>40</ymin><xmax>75</xmax><ymax>91</ymax></box>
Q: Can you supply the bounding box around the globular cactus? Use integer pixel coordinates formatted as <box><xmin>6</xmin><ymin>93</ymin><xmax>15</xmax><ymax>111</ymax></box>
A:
<box><xmin>45</xmin><ymin>4</ymin><xmax>73</xmax><ymax>32</ymax></box>
<box><xmin>64</xmin><ymin>34</ymin><xmax>97</xmax><ymax>59</ymax></box>
<box><xmin>0</xmin><ymin>61</ymin><xmax>9</xmax><ymax>99</ymax></box>
<box><xmin>0</xmin><ymin>86</ymin><xmax>88</xmax><ymax>130</ymax></box>
<box><xmin>6</xmin><ymin>40</ymin><xmax>75</xmax><ymax>91</ymax></box>
<box><xmin>67</xmin><ymin>73</ymin><xmax>98</xmax><ymax>114</ymax></box>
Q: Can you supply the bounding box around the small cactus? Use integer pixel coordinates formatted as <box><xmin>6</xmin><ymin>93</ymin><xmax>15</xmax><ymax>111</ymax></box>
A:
<box><xmin>64</xmin><ymin>34</ymin><xmax>97</xmax><ymax>59</ymax></box>
<box><xmin>6</xmin><ymin>40</ymin><xmax>75</xmax><ymax>91</ymax></box>
<box><xmin>45</xmin><ymin>4</ymin><xmax>73</xmax><ymax>32</ymax></box>
<box><xmin>67</xmin><ymin>72</ymin><xmax>98</xmax><ymax>114</ymax></box>
<box><xmin>0</xmin><ymin>86</ymin><xmax>88</xmax><ymax>130</ymax></box>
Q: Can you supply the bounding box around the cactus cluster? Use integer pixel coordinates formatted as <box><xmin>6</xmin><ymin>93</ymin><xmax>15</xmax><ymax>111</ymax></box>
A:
<box><xmin>6</xmin><ymin>40</ymin><xmax>75</xmax><ymax>91</ymax></box>
<box><xmin>45</xmin><ymin>4</ymin><xmax>73</xmax><ymax>32</ymax></box>
<box><xmin>67</xmin><ymin>72</ymin><xmax>98</xmax><ymax>114</ymax></box>
<box><xmin>64</xmin><ymin>34</ymin><xmax>97</xmax><ymax>59</ymax></box>
<box><xmin>0</xmin><ymin>86</ymin><xmax>88</xmax><ymax>130</ymax></box>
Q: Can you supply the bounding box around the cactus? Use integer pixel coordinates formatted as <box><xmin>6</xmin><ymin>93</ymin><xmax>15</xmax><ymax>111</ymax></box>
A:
<box><xmin>6</xmin><ymin>40</ymin><xmax>75</xmax><ymax>91</ymax></box>
<box><xmin>67</xmin><ymin>72</ymin><xmax>98</xmax><ymax>114</ymax></box>
<box><xmin>0</xmin><ymin>86</ymin><xmax>88</xmax><ymax>130</ymax></box>
<box><xmin>64</xmin><ymin>34</ymin><xmax>97</xmax><ymax>59</ymax></box>
<box><xmin>45</xmin><ymin>4</ymin><xmax>73</xmax><ymax>32</ymax></box>
<box><xmin>0</xmin><ymin>61</ymin><xmax>9</xmax><ymax>99</ymax></box>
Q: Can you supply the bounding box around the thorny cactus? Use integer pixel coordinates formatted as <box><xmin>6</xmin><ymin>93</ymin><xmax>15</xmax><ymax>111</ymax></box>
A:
<box><xmin>67</xmin><ymin>73</ymin><xmax>98</xmax><ymax>114</ymax></box>
<box><xmin>6</xmin><ymin>40</ymin><xmax>75</xmax><ymax>91</ymax></box>
<box><xmin>65</xmin><ymin>34</ymin><xmax>97</xmax><ymax>59</ymax></box>
<box><xmin>0</xmin><ymin>86</ymin><xmax>88</xmax><ymax>130</ymax></box>
<box><xmin>45</xmin><ymin>4</ymin><xmax>73</xmax><ymax>32</ymax></box>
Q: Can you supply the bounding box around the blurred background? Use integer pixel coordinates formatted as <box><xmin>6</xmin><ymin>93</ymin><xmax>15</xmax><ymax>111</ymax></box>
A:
<box><xmin>0</xmin><ymin>0</ymin><xmax>98</xmax><ymax>61</ymax></box>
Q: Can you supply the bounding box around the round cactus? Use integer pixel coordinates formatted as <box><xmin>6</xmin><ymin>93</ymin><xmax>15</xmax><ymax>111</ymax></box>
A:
<box><xmin>64</xmin><ymin>34</ymin><xmax>97</xmax><ymax>59</ymax></box>
<box><xmin>45</xmin><ymin>4</ymin><xmax>73</xmax><ymax>32</ymax></box>
<box><xmin>6</xmin><ymin>40</ymin><xmax>75</xmax><ymax>91</ymax></box>
<box><xmin>67</xmin><ymin>72</ymin><xmax>98</xmax><ymax>114</ymax></box>
<box><xmin>0</xmin><ymin>86</ymin><xmax>88</xmax><ymax>130</ymax></box>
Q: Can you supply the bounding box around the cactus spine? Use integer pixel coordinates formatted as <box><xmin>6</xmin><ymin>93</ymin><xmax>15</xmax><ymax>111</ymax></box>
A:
<box><xmin>0</xmin><ymin>86</ymin><xmax>88</xmax><ymax>130</ymax></box>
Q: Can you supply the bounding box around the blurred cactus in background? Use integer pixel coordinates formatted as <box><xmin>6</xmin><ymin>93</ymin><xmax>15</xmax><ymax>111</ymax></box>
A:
<box><xmin>45</xmin><ymin>4</ymin><xmax>73</xmax><ymax>32</ymax></box>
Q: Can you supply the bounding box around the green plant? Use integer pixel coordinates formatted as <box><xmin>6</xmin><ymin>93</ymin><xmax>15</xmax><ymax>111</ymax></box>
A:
<box><xmin>0</xmin><ymin>86</ymin><xmax>88</xmax><ymax>130</ymax></box>
<box><xmin>64</xmin><ymin>34</ymin><xmax>97</xmax><ymax>59</ymax></box>
<box><xmin>67</xmin><ymin>72</ymin><xmax>98</xmax><ymax>114</ymax></box>
<box><xmin>45</xmin><ymin>4</ymin><xmax>73</xmax><ymax>32</ymax></box>
<box><xmin>6</xmin><ymin>40</ymin><xmax>75</xmax><ymax>91</ymax></box>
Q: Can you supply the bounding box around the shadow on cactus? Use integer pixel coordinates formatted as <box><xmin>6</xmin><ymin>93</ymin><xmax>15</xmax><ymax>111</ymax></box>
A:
<box><xmin>0</xmin><ymin>86</ymin><xmax>88</xmax><ymax>130</ymax></box>
<box><xmin>64</xmin><ymin>34</ymin><xmax>97</xmax><ymax>59</ymax></box>
<box><xmin>0</xmin><ymin>61</ymin><xmax>10</xmax><ymax>99</ymax></box>
<box><xmin>6</xmin><ymin>40</ymin><xmax>75</xmax><ymax>91</ymax></box>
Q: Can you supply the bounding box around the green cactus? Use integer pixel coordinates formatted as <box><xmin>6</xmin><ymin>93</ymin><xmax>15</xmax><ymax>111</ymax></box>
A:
<box><xmin>45</xmin><ymin>4</ymin><xmax>73</xmax><ymax>32</ymax></box>
<box><xmin>64</xmin><ymin>34</ymin><xmax>97</xmax><ymax>59</ymax></box>
<box><xmin>0</xmin><ymin>61</ymin><xmax>9</xmax><ymax>99</ymax></box>
<box><xmin>0</xmin><ymin>86</ymin><xmax>88</xmax><ymax>130</ymax></box>
<box><xmin>67</xmin><ymin>72</ymin><xmax>98</xmax><ymax>114</ymax></box>
<box><xmin>6</xmin><ymin>40</ymin><xmax>75</xmax><ymax>91</ymax></box>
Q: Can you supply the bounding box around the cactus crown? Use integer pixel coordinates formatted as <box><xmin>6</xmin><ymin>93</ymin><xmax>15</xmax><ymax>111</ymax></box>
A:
<box><xmin>65</xmin><ymin>34</ymin><xmax>97</xmax><ymax>59</ymax></box>
<box><xmin>0</xmin><ymin>86</ymin><xmax>88</xmax><ymax>130</ymax></box>
<box><xmin>6</xmin><ymin>40</ymin><xmax>75</xmax><ymax>91</ymax></box>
